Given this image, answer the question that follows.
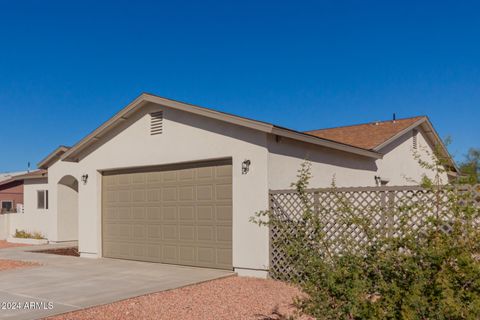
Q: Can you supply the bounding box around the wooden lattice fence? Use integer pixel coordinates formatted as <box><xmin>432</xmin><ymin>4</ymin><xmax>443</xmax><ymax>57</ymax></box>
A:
<box><xmin>269</xmin><ymin>184</ymin><xmax>480</xmax><ymax>281</ymax></box>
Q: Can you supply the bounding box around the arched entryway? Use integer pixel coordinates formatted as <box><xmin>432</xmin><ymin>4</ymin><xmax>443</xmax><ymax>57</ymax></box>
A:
<box><xmin>57</xmin><ymin>175</ymin><xmax>79</xmax><ymax>241</ymax></box>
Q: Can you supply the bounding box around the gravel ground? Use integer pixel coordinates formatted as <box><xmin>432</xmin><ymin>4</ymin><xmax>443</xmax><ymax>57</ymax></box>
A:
<box><xmin>0</xmin><ymin>259</ymin><xmax>40</xmax><ymax>271</ymax></box>
<box><xmin>46</xmin><ymin>276</ymin><xmax>312</xmax><ymax>320</ymax></box>
<box><xmin>0</xmin><ymin>240</ymin><xmax>29</xmax><ymax>249</ymax></box>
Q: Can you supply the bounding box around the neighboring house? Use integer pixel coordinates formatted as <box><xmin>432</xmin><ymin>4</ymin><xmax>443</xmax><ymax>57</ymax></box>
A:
<box><xmin>0</xmin><ymin>171</ymin><xmax>42</xmax><ymax>213</ymax></box>
<box><xmin>0</xmin><ymin>170</ymin><xmax>49</xmax><ymax>239</ymax></box>
<box><xmin>19</xmin><ymin>93</ymin><xmax>457</xmax><ymax>277</ymax></box>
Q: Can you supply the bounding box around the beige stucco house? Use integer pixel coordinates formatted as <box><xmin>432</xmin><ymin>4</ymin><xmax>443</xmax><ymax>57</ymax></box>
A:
<box><xmin>7</xmin><ymin>93</ymin><xmax>457</xmax><ymax>277</ymax></box>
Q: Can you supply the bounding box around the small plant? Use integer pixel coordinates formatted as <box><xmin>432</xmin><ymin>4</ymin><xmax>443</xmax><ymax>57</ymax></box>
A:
<box><xmin>14</xmin><ymin>229</ymin><xmax>45</xmax><ymax>240</ymax></box>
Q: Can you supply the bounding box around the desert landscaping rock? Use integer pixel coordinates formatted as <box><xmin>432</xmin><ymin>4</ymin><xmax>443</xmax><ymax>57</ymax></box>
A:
<box><xmin>45</xmin><ymin>276</ymin><xmax>312</xmax><ymax>320</ymax></box>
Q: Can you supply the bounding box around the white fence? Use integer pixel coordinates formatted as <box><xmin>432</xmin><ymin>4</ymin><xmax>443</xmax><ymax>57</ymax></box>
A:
<box><xmin>0</xmin><ymin>212</ymin><xmax>50</xmax><ymax>240</ymax></box>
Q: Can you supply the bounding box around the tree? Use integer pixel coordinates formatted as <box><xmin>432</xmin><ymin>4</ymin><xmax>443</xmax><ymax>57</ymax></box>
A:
<box><xmin>459</xmin><ymin>148</ymin><xmax>480</xmax><ymax>184</ymax></box>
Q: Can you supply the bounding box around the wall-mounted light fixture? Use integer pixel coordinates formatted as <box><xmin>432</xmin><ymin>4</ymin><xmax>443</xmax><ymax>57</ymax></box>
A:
<box><xmin>242</xmin><ymin>160</ymin><xmax>251</xmax><ymax>175</ymax></box>
<box><xmin>81</xmin><ymin>174</ymin><xmax>89</xmax><ymax>185</ymax></box>
<box><xmin>374</xmin><ymin>175</ymin><xmax>389</xmax><ymax>186</ymax></box>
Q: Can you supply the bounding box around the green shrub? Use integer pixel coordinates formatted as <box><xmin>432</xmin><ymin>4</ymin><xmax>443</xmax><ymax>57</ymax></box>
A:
<box><xmin>252</xmin><ymin>161</ymin><xmax>480</xmax><ymax>319</ymax></box>
<box><xmin>14</xmin><ymin>229</ymin><xmax>45</xmax><ymax>240</ymax></box>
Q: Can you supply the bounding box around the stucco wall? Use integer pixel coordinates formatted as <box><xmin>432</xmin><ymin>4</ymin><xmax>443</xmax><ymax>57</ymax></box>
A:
<box><xmin>267</xmin><ymin>135</ymin><xmax>378</xmax><ymax>189</ymax></box>
<box><xmin>376</xmin><ymin>128</ymin><xmax>448</xmax><ymax>185</ymax></box>
<box><xmin>57</xmin><ymin>180</ymin><xmax>79</xmax><ymax>241</ymax></box>
<box><xmin>268</xmin><ymin>128</ymin><xmax>448</xmax><ymax>189</ymax></box>
<box><xmin>47</xmin><ymin>161</ymin><xmax>81</xmax><ymax>242</ymax></box>
<box><xmin>49</xmin><ymin>103</ymin><xmax>270</xmax><ymax>275</ymax></box>
<box><xmin>23</xmin><ymin>179</ymin><xmax>49</xmax><ymax>215</ymax></box>
<box><xmin>20</xmin><ymin>179</ymin><xmax>51</xmax><ymax>238</ymax></box>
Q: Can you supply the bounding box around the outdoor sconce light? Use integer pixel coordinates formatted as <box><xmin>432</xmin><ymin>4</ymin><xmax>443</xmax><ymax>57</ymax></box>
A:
<box><xmin>81</xmin><ymin>174</ymin><xmax>89</xmax><ymax>185</ymax></box>
<box><xmin>242</xmin><ymin>159</ymin><xmax>251</xmax><ymax>175</ymax></box>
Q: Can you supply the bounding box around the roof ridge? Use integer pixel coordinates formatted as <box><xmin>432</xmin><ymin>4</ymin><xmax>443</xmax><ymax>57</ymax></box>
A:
<box><xmin>304</xmin><ymin>115</ymin><xmax>426</xmax><ymax>133</ymax></box>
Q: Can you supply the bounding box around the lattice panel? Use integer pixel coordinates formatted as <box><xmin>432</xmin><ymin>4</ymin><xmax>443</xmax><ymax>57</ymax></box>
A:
<box><xmin>269</xmin><ymin>184</ymin><xmax>480</xmax><ymax>281</ymax></box>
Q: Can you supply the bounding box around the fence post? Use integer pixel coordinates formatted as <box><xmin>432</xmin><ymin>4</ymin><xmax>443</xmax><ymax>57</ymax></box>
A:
<box><xmin>387</xmin><ymin>191</ymin><xmax>395</xmax><ymax>237</ymax></box>
<box><xmin>268</xmin><ymin>191</ymin><xmax>274</xmax><ymax>278</ymax></box>
<box><xmin>313</xmin><ymin>191</ymin><xmax>320</xmax><ymax>215</ymax></box>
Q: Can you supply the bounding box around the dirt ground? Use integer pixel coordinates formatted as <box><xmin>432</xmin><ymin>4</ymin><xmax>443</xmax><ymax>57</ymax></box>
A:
<box><xmin>0</xmin><ymin>259</ymin><xmax>40</xmax><ymax>271</ymax></box>
<box><xmin>45</xmin><ymin>276</ymin><xmax>312</xmax><ymax>320</ymax></box>
<box><xmin>0</xmin><ymin>240</ymin><xmax>29</xmax><ymax>249</ymax></box>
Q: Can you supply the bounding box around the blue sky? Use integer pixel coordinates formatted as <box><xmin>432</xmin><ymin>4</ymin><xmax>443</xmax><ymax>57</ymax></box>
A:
<box><xmin>0</xmin><ymin>0</ymin><xmax>478</xmax><ymax>172</ymax></box>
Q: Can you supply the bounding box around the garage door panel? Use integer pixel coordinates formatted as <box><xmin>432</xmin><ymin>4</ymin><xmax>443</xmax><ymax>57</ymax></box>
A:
<box><xmin>215</xmin><ymin>165</ymin><xmax>232</xmax><ymax>178</ymax></box>
<box><xmin>178</xmin><ymin>168</ymin><xmax>195</xmax><ymax>181</ymax></box>
<box><xmin>179</xmin><ymin>246</ymin><xmax>196</xmax><ymax>263</ymax></box>
<box><xmin>161</xmin><ymin>187</ymin><xmax>177</xmax><ymax>201</ymax></box>
<box><xmin>162</xmin><ymin>225</ymin><xmax>178</xmax><ymax>241</ymax></box>
<box><xmin>132</xmin><ymin>207</ymin><xmax>146</xmax><ymax>220</ymax></box>
<box><xmin>145</xmin><ymin>208</ymin><xmax>160</xmax><ymax>221</ymax></box>
<box><xmin>103</xmin><ymin>161</ymin><xmax>232</xmax><ymax>270</ymax></box>
<box><xmin>178</xmin><ymin>206</ymin><xmax>195</xmax><ymax>221</ymax></box>
<box><xmin>179</xmin><ymin>226</ymin><xmax>195</xmax><ymax>241</ymax></box>
<box><xmin>162</xmin><ymin>206</ymin><xmax>177</xmax><ymax>221</ymax></box>
<box><xmin>197</xmin><ymin>226</ymin><xmax>214</xmax><ymax>241</ymax></box>
<box><xmin>215</xmin><ymin>184</ymin><xmax>232</xmax><ymax>200</ymax></box>
<box><xmin>162</xmin><ymin>171</ymin><xmax>177</xmax><ymax>182</ymax></box>
<box><xmin>217</xmin><ymin>226</ymin><xmax>232</xmax><ymax>242</ymax></box>
<box><xmin>162</xmin><ymin>245</ymin><xmax>178</xmax><ymax>261</ymax></box>
<box><xmin>197</xmin><ymin>185</ymin><xmax>213</xmax><ymax>200</ymax></box>
<box><xmin>132</xmin><ymin>225</ymin><xmax>146</xmax><ymax>240</ymax></box>
<box><xmin>147</xmin><ymin>225</ymin><xmax>162</xmax><ymax>241</ymax></box>
<box><xmin>146</xmin><ymin>189</ymin><xmax>160</xmax><ymax>201</ymax></box>
<box><xmin>216</xmin><ymin>206</ymin><xmax>233</xmax><ymax>221</ymax></box>
<box><xmin>197</xmin><ymin>206</ymin><xmax>214</xmax><ymax>221</ymax></box>
<box><xmin>197</xmin><ymin>247</ymin><xmax>215</xmax><ymax>265</ymax></box>
<box><xmin>179</xmin><ymin>186</ymin><xmax>195</xmax><ymax>201</ymax></box>
<box><xmin>197</xmin><ymin>166</ymin><xmax>214</xmax><ymax>179</ymax></box>
<box><xmin>217</xmin><ymin>248</ymin><xmax>233</xmax><ymax>267</ymax></box>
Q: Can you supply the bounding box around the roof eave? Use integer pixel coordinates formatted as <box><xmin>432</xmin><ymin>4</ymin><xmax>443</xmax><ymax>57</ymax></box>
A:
<box><xmin>37</xmin><ymin>146</ymin><xmax>71</xmax><ymax>169</ymax></box>
<box><xmin>62</xmin><ymin>93</ymin><xmax>383</xmax><ymax>162</ymax></box>
<box><xmin>372</xmin><ymin>117</ymin><xmax>459</xmax><ymax>173</ymax></box>
<box><xmin>372</xmin><ymin>117</ymin><xmax>428</xmax><ymax>151</ymax></box>
<box><xmin>272</xmin><ymin>127</ymin><xmax>383</xmax><ymax>159</ymax></box>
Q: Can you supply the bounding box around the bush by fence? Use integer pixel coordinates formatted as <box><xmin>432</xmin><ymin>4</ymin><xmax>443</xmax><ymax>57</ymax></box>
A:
<box><xmin>268</xmin><ymin>183</ymin><xmax>480</xmax><ymax>281</ymax></box>
<box><xmin>252</xmin><ymin>162</ymin><xmax>480</xmax><ymax>319</ymax></box>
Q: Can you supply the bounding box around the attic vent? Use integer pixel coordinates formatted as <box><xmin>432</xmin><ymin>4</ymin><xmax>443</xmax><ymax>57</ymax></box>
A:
<box><xmin>150</xmin><ymin>111</ymin><xmax>163</xmax><ymax>135</ymax></box>
<box><xmin>412</xmin><ymin>129</ymin><xmax>418</xmax><ymax>149</ymax></box>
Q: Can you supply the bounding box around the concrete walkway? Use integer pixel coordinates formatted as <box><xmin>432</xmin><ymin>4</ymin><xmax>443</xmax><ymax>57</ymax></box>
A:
<box><xmin>0</xmin><ymin>243</ymin><xmax>234</xmax><ymax>320</ymax></box>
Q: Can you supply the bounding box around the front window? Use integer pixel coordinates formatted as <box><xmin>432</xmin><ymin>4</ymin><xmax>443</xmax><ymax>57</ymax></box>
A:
<box><xmin>1</xmin><ymin>201</ymin><xmax>13</xmax><ymax>212</ymax></box>
<box><xmin>37</xmin><ymin>190</ymin><xmax>49</xmax><ymax>209</ymax></box>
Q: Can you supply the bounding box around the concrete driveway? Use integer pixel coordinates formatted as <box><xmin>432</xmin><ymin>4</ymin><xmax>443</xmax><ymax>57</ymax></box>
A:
<box><xmin>0</xmin><ymin>243</ymin><xmax>234</xmax><ymax>320</ymax></box>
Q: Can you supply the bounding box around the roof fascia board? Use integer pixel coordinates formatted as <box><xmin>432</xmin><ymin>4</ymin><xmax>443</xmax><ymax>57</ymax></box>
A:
<box><xmin>272</xmin><ymin>127</ymin><xmax>383</xmax><ymax>159</ymax></box>
<box><xmin>372</xmin><ymin>118</ymin><xmax>427</xmax><ymax>151</ymax></box>
<box><xmin>143</xmin><ymin>95</ymin><xmax>274</xmax><ymax>133</ymax></box>
<box><xmin>37</xmin><ymin>146</ymin><xmax>70</xmax><ymax>169</ymax></box>
<box><xmin>420</xmin><ymin>120</ymin><xmax>459</xmax><ymax>173</ymax></box>
<box><xmin>61</xmin><ymin>95</ymin><xmax>148</xmax><ymax>161</ymax></box>
<box><xmin>62</xmin><ymin>94</ymin><xmax>274</xmax><ymax>161</ymax></box>
<box><xmin>62</xmin><ymin>93</ymin><xmax>383</xmax><ymax>162</ymax></box>
<box><xmin>373</xmin><ymin>117</ymin><xmax>458</xmax><ymax>173</ymax></box>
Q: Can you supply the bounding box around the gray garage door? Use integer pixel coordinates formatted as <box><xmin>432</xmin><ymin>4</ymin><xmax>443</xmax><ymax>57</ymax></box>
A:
<box><xmin>102</xmin><ymin>160</ymin><xmax>232</xmax><ymax>270</ymax></box>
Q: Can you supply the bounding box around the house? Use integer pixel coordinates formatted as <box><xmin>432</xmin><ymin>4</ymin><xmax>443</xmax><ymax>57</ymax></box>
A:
<box><xmin>15</xmin><ymin>93</ymin><xmax>457</xmax><ymax>277</ymax></box>
<box><xmin>0</xmin><ymin>171</ymin><xmax>43</xmax><ymax>213</ymax></box>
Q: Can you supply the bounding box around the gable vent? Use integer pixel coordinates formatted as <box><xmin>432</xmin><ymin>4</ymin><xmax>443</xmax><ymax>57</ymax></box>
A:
<box><xmin>150</xmin><ymin>111</ymin><xmax>163</xmax><ymax>135</ymax></box>
<box><xmin>412</xmin><ymin>129</ymin><xmax>418</xmax><ymax>149</ymax></box>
